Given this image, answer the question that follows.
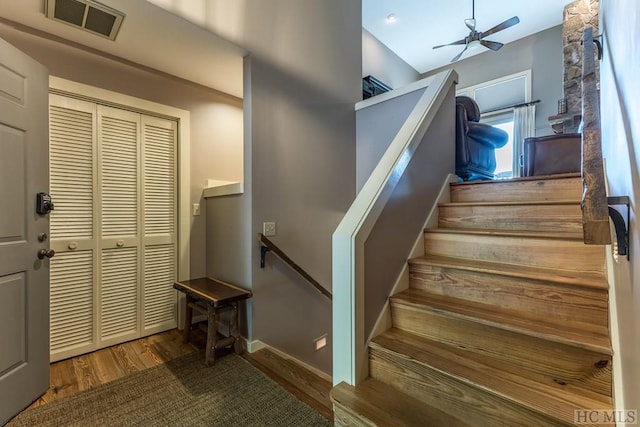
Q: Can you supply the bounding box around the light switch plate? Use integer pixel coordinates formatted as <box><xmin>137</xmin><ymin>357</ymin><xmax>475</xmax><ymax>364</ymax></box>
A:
<box><xmin>263</xmin><ymin>222</ymin><xmax>276</xmax><ymax>236</ymax></box>
<box><xmin>192</xmin><ymin>203</ymin><xmax>200</xmax><ymax>216</ymax></box>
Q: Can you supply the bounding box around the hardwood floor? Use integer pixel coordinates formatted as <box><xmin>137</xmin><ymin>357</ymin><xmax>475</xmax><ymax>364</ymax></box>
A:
<box><xmin>27</xmin><ymin>329</ymin><xmax>333</xmax><ymax>422</ymax></box>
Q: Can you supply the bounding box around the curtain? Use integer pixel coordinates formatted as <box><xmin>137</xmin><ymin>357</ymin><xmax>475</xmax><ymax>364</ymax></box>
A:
<box><xmin>512</xmin><ymin>104</ymin><xmax>536</xmax><ymax>178</ymax></box>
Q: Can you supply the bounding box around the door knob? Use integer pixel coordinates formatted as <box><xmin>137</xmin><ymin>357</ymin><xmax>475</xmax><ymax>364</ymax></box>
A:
<box><xmin>37</xmin><ymin>249</ymin><xmax>55</xmax><ymax>259</ymax></box>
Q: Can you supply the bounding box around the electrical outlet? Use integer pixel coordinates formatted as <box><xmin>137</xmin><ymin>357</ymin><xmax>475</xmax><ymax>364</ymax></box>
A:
<box><xmin>263</xmin><ymin>222</ymin><xmax>276</xmax><ymax>236</ymax></box>
<box><xmin>192</xmin><ymin>203</ymin><xmax>200</xmax><ymax>216</ymax></box>
<box><xmin>313</xmin><ymin>334</ymin><xmax>327</xmax><ymax>351</ymax></box>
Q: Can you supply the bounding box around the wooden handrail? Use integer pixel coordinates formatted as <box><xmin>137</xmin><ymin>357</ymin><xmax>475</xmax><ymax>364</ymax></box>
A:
<box><xmin>258</xmin><ymin>233</ymin><xmax>332</xmax><ymax>301</ymax></box>
<box><xmin>581</xmin><ymin>26</ymin><xmax>611</xmax><ymax>245</ymax></box>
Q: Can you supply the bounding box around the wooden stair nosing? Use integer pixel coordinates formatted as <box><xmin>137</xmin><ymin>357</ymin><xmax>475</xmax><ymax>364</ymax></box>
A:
<box><xmin>424</xmin><ymin>227</ymin><xmax>585</xmax><ymax>240</ymax></box>
<box><xmin>331</xmin><ymin>379</ymin><xmax>471</xmax><ymax>427</ymax></box>
<box><xmin>438</xmin><ymin>199</ymin><xmax>582</xmax><ymax>207</ymax></box>
<box><xmin>369</xmin><ymin>329</ymin><xmax>612</xmax><ymax>425</ymax></box>
<box><xmin>408</xmin><ymin>255</ymin><xmax>608</xmax><ymax>290</ymax></box>
<box><xmin>391</xmin><ymin>290</ymin><xmax>612</xmax><ymax>355</ymax></box>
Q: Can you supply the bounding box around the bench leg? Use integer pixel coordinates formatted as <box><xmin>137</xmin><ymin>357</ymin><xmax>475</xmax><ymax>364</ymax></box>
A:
<box><xmin>230</xmin><ymin>302</ymin><xmax>243</xmax><ymax>354</ymax></box>
<box><xmin>183</xmin><ymin>295</ymin><xmax>193</xmax><ymax>344</ymax></box>
<box><xmin>206</xmin><ymin>305</ymin><xmax>219</xmax><ymax>366</ymax></box>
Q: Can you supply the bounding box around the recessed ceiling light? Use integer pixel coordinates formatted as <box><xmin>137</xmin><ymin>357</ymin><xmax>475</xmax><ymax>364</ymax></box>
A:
<box><xmin>386</xmin><ymin>13</ymin><xmax>397</xmax><ymax>23</ymax></box>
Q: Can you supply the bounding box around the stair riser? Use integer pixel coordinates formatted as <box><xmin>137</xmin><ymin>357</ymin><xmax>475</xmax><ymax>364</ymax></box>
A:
<box><xmin>409</xmin><ymin>264</ymin><xmax>609</xmax><ymax>333</ymax></box>
<box><xmin>333</xmin><ymin>404</ymin><xmax>375</xmax><ymax>427</ymax></box>
<box><xmin>450</xmin><ymin>177</ymin><xmax>582</xmax><ymax>203</ymax></box>
<box><xmin>424</xmin><ymin>233</ymin><xmax>605</xmax><ymax>274</ymax></box>
<box><xmin>438</xmin><ymin>204</ymin><xmax>583</xmax><ymax>234</ymax></box>
<box><xmin>369</xmin><ymin>353</ymin><xmax>569</xmax><ymax>427</ymax></box>
<box><xmin>390</xmin><ymin>302</ymin><xmax>611</xmax><ymax>396</ymax></box>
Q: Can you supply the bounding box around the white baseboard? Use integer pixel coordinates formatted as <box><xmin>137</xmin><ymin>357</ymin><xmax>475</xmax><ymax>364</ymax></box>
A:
<box><xmin>245</xmin><ymin>338</ymin><xmax>267</xmax><ymax>353</ymax></box>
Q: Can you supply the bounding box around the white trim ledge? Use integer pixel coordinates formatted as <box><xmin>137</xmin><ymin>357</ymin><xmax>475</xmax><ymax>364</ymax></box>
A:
<box><xmin>203</xmin><ymin>179</ymin><xmax>244</xmax><ymax>198</ymax></box>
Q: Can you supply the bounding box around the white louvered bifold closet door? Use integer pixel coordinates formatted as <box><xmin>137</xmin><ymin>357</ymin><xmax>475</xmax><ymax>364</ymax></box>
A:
<box><xmin>98</xmin><ymin>106</ymin><xmax>141</xmax><ymax>346</ymax></box>
<box><xmin>48</xmin><ymin>95</ymin><xmax>177</xmax><ymax>361</ymax></box>
<box><xmin>49</xmin><ymin>95</ymin><xmax>97</xmax><ymax>362</ymax></box>
<box><xmin>142</xmin><ymin>116</ymin><xmax>177</xmax><ymax>334</ymax></box>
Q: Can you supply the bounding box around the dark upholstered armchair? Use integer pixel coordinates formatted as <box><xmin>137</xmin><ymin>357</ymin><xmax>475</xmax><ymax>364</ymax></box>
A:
<box><xmin>455</xmin><ymin>96</ymin><xmax>509</xmax><ymax>181</ymax></box>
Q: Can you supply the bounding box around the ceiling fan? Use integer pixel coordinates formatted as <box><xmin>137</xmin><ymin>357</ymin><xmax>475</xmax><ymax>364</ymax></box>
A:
<box><xmin>432</xmin><ymin>0</ymin><xmax>520</xmax><ymax>63</ymax></box>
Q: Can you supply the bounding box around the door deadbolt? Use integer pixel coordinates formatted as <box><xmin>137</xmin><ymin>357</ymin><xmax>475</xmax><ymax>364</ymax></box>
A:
<box><xmin>36</xmin><ymin>192</ymin><xmax>54</xmax><ymax>215</ymax></box>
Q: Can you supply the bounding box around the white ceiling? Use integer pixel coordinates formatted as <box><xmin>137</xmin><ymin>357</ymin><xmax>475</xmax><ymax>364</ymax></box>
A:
<box><xmin>0</xmin><ymin>1</ymin><xmax>574</xmax><ymax>97</ymax></box>
<box><xmin>0</xmin><ymin>0</ymin><xmax>246</xmax><ymax>98</ymax></box>
<box><xmin>363</xmin><ymin>0</ymin><xmax>573</xmax><ymax>73</ymax></box>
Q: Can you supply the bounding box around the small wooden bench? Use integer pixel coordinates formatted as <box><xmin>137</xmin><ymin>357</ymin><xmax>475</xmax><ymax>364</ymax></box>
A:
<box><xmin>174</xmin><ymin>277</ymin><xmax>252</xmax><ymax>365</ymax></box>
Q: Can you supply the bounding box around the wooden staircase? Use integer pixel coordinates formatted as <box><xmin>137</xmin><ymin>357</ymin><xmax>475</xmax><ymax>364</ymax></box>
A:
<box><xmin>331</xmin><ymin>174</ymin><xmax>613</xmax><ymax>426</ymax></box>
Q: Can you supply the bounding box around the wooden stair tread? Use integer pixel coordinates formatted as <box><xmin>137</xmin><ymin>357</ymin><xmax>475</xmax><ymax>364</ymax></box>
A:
<box><xmin>439</xmin><ymin>199</ymin><xmax>581</xmax><ymax>207</ymax></box>
<box><xmin>450</xmin><ymin>173</ymin><xmax>581</xmax><ymax>186</ymax></box>
<box><xmin>409</xmin><ymin>255</ymin><xmax>608</xmax><ymax>290</ymax></box>
<box><xmin>331</xmin><ymin>378</ymin><xmax>471</xmax><ymax>427</ymax></box>
<box><xmin>391</xmin><ymin>289</ymin><xmax>611</xmax><ymax>355</ymax></box>
<box><xmin>370</xmin><ymin>328</ymin><xmax>612</xmax><ymax>425</ymax></box>
<box><xmin>424</xmin><ymin>227</ymin><xmax>584</xmax><ymax>240</ymax></box>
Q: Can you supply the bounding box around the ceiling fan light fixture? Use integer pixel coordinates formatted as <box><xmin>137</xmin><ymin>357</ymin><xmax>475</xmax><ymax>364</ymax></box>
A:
<box><xmin>432</xmin><ymin>0</ymin><xmax>519</xmax><ymax>60</ymax></box>
<box><xmin>468</xmin><ymin>40</ymin><xmax>482</xmax><ymax>50</ymax></box>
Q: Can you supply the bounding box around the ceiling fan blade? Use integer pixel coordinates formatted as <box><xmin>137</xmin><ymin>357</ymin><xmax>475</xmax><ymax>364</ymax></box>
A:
<box><xmin>480</xmin><ymin>40</ymin><xmax>503</xmax><ymax>51</ymax></box>
<box><xmin>481</xmin><ymin>16</ymin><xmax>520</xmax><ymax>38</ymax></box>
<box><xmin>433</xmin><ymin>38</ymin><xmax>467</xmax><ymax>49</ymax></box>
<box><xmin>451</xmin><ymin>47</ymin><xmax>468</xmax><ymax>63</ymax></box>
<box><xmin>464</xmin><ymin>18</ymin><xmax>476</xmax><ymax>32</ymax></box>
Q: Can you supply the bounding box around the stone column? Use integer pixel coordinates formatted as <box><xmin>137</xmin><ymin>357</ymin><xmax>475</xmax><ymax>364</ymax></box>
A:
<box><xmin>561</xmin><ymin>0</ymin><xmax>599</xmax><ymax>133</ymax></box>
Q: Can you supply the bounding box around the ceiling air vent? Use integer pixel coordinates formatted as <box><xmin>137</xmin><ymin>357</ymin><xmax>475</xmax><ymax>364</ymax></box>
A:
<box><xmin>45</xmin><ymin>0</ymin><xmax>125</xmax><ymax>41</ymax></box>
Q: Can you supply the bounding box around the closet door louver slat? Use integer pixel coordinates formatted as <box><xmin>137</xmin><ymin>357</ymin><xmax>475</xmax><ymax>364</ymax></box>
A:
<box><xmin>50</xmin><ymin>101</ymin><xmax>94</xmax><ymax>239</ymax></box>
<box><xmin>143</xmin><ymin>120</ymin><xmax>175</xmax><ymax>237</ymax></box>
<box><xmin>50</xmin><ymin>251</ymin><xmax>93</xmax><ymax>358</ymax></box>
<box><xmin>144</xmin><ymin>245</ymin><xmax>176</xmax><ymax>329</ymax></box>
<box><xmin>100</xmin><ymin>109</ymin><xmax>139</xmax><ymax>239</ymax></box>
<box><xmin>142</xmin><ymin>116</ymin><xmax>177</xmax><ymax>333</ymax></box>
<box><xmin>101</xmin><ymin>247</ymin><xmax>138</xmax><ymax>340</ymax></box>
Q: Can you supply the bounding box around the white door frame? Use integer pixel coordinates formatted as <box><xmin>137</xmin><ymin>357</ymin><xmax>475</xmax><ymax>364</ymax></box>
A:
<box><xmin>48</xmin><ymin>77</ymin><xmax>190</xmax><ymax>323</ymax></box>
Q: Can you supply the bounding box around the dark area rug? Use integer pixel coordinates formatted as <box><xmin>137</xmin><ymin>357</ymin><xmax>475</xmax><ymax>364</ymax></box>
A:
<box><xmin>8</xmin><ymin>352</ymin><xmax>331</xmax><ymax>426</ymax></box>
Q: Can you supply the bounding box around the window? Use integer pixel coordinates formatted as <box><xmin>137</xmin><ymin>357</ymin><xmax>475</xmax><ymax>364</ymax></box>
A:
<box><xmin>483</xmin><ymin>112</ymin><xmax>514</xmax><ymax>179</ymax></box>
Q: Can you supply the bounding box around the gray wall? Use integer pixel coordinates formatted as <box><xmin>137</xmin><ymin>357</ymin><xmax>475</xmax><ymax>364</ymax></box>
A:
<box><xmin>356</xmin><ymin>88</ymin><xmax>425</xmax><ymax>191</ymax></box>
<box><xmin>158</xmin><ymin>1</ymin><xmax>362</xmax><ymax>374</ymax></box>
<box><xmin>0</xmin><ymin>22</ymin><xmax>244</xmax><ymax>282</ymax></box>
<box><xmin>362</xmin><ymin>28</ymin><xmax>420</xmax><ymax>90</ymax></box>
<box><xmin>424</xmin><ymin>25</ymin><xmax>564</xmax><ymax>136</ymax></box>
<box><xmin>363</xmin><ymin>87</ymin><xmax>455</xmax><ymax>337</ymax></box>
<box><xmin>600</xmin><ymin>0</ymin><xmax>640</xmax><ymax>410</ymax></box>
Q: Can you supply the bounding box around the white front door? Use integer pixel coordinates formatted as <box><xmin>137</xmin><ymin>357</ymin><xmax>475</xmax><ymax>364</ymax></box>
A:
<box><xmin>0</xmin><ymin>38</ymin><xmax>50</xmax><ymax>424</ymax></box>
